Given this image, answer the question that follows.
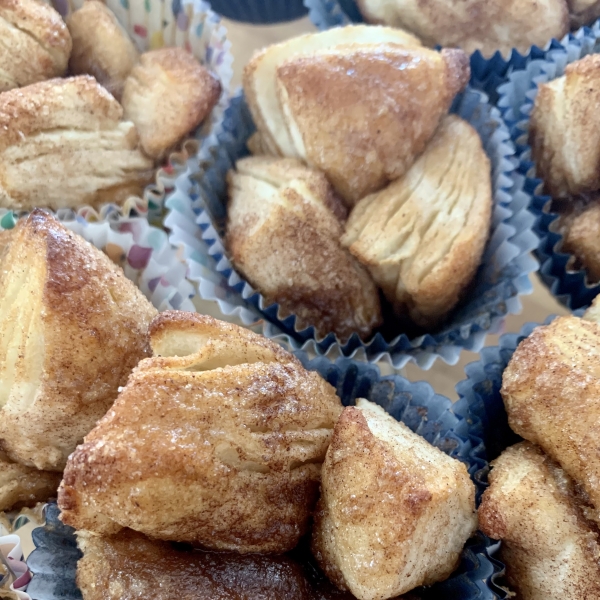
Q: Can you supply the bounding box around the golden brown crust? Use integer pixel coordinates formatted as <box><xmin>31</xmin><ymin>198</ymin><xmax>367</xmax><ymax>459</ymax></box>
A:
<box><xmin>501</xmin><ymin>316</ymin><xmax>600</xmax><ymax>520</ymax></box>
<box><xmin>0</xmin><ymin>210</ymin><xmax>157</xmax><ymax>471</ymax></box>
<box><xmin>122</xmin><ymin>48</ymin><xmax>221</xmax><ymax>160</ymax></box>
<box><xmin>0</xmin><ymin>76</ymin><xmax>154</xmax><ymax>210</ymax></box>
<box><xmin>58</xmin><ymin>311</ymin><xmax>343</xmax><ymax>553</ymax></box>
<box><xmin>0</xmin><ymin>0</ymin><xmax>72</xmax><ymax>91</ymax></box>
<box><xmin>342</xmin><ymin>115</ymin><xmax>492</xmax><ymax>329</ymax></box>
<box><xmin>356</xmin><ymin>0</ymin><xmax>569</xmax><ymax>58</ymax></box>
<box><xmin>530</xmin><ymin>55</ymin><xmax>600</xmax><ymax>199</ymax></box>
<box><xmin>67</xmin><ymin>0</ymin><xmax>139</xmax><ymax>101</ymax></box>
<box><xmin>312</xmin><ymin>400</ymin><xmax>476</xmax><ymax>600</ymax></box>
<box><xmin>76</xmin><ymin>529</ymin><xmax>356</xmax><ymax>600</ymax></box>
<box><xmin>225</xmin><ymin>156</ymin><xmax>382</xmax><ymax>341</ymax></box>
<box><xmin>568</xmin><ymin>0</ymin><xmax>600</xmax><ymax>27</ymax></box>
<box><xmin>275</xmin><ymin>46</ymin><xmax>469</xmax><ymax>205</ymax></box>
<box><xmin>479</xmin><ymin>442</ymin><xmax>600</xmax><ymax>599</ymax></box>
<box><xmin>243</xmin><ymin>25</ymin><xmax>423</xmax><ymax>161</ymax></box>
<box><xmin>147</xmin><ymin>310</ymin><xmax>300</xmax><ymax>370</ymax></box>
<box><xmin>0</xmin><ymin>454</ymin><xmax>61</xmax><ymax>511</ymax></box>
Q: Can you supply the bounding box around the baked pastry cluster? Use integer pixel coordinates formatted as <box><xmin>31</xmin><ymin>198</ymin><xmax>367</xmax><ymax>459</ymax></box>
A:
<box><xmin>0</xmin><ymin>210</ymin><xmax>156</xmax><ymax>510</ymax></box>
<box><xmin>0</xmin><ymin>0</ymin><xmax>220</xmax><ymax>211</ymax></box>
<box><xmin>354</xmin><ymin>0</ymin><xmax>598</xmax><ymax>57</ymax></box>
<box><xmin>227</xmin><ymin>26</ymin><xmax>492</xmax><ymax>340</ymax></box>
<box><xmin>479</xmin><ymin>311</ymin><xmax>600</xmax><ymax>597</ymax></box>
<box><xmin>226</xmin><ymin>157</ymin><xmax>382</xmax><ymax>339</ymax></box>
<box><xmin>56</xmin><ymin>310</ymin><xmax>477</xmax><ymax>600</ymax></box>
<box><xmin>530</xmin><ymin>54</ymin><xmax>600</xmax><ymax>283</ymax></box>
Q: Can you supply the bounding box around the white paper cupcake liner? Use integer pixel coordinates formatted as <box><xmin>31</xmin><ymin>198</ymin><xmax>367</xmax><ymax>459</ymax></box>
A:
<box><xmin>497</xmin><ymin>24</ymin><xmax>600</xmax><ymax>311</ymax></box>
<box><xmin>0</xmin><ymin>211</ymin><xmax>196</xmax><ymax>313</ymax></box>
<box><xmin>33</xmin><ymin>0</ymin><xmax>233</xmax><ymax>222</ymax></box>
<box><xmin>304</xmin><ymin>0</ymin><xmax>600</xmax><ymax>103</ymax></box>
<box><xmin>166</xmin><ymin>85</ymin><xmax>538</xmax><ymax>370</ymax></box>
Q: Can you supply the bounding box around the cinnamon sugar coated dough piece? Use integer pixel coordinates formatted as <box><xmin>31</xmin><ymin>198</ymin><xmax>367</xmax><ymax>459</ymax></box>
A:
<box><xmin>312</xmin><ymin>400</ymin><xmax>477</xmax><ymax>600</ymax></box>
<box><xmin>243</xmin><ymin>25</ymin><xmax>468</xmax><ymax>205</ymax></box>
<box><xmin>226</xmin><ymin>156</ymin><xmax>382</xmax><ymax>341</ymax></box>
<box><xmin>67</xmin><ymin>0</ymin><xmax>139</xmax><ymax>101</ymax></box>
<box><xmin>58</xmin><ymin>311</ymin><xmax>343</xmax><ymax>554</ymax></box>
<box><xmin>0</xmin><ymin>0</ymin><xmax>72</xmax><ymax>91</ymax></box>
<box><xmin>0</xmin><ymin>454</ymin><xmax>61</xmax><ymax>511</ymax></box>
<box><xmin>122</xmin><ymin>47</ymin><xmax>221</xmax><ymax>160</ymax></box>
<box><xmin>568</xmin><ymin>0</ymin><xmax>600</xmax><ymax>27</ymax></box>
<box><xmin>76</xmin><ymin>529</ymin><xmax>358</xmax><ymax>600</ymax></box>
<box><xmin>0</xmin><ymin>75</ymin><xmax>153</xmax><ymax>210</ymax></box>
<box><xmin>0</xmin><ymin>211</ymin><xmax>157</xmax><ymax>471</ymax></box>
<box><xmin>355</xmin><ymin>0</ymin><xmax>568</xmax><ymax>58</ymax></box>
<box><xmin>342</xmin><ymin>115</ymin><xmax>492</xmax><ymax>330</ymax></box>
<box><xmin>501</xmin><ymin>315</ymin><xmax>600</xmax><ymax>523</ymax></box>
<box><xmin>530</xmin><ymin>54</ymin><xmax>600</xmax><ymax>198</ymax></box>
<box><xmin>479</xmin><ymin>442</ymin><xmax>600</xmax><ymax>599</ymax></box>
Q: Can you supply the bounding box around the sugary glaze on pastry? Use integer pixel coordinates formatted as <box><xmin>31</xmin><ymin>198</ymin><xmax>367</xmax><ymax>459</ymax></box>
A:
<box><xmin>0</xmin><ymin>0</ymin><xmax>72</xmax><ymax>91</ymax></box>
<box><xmin>530</xmin><ymin>54</ymin><xmax>600</xmax><ymax>199</ymax></box>
<box><xmin>244</xmin><ymin>26</ymin><xmax>469</xmax><ymax>205</ymax></box>
<box><xmin>76</xmin><ymin>529</ymin><xmax>358</xmax><ymax>600</ymax></box>
<box><xmin>0</xmin><ymin>75</ymin><xmax>153</xmax><ymax>210</ymax></box>
<box><xmin>122</xmin><ymin>47</ymin><xmax>221</xmax><ymax>160</ymax></box>
<box><xmin>0</xmin><ymin>210</ymin><xmax>157</xmax><ymax>471</ymax></box>
<box><xmin>312</xmin><ymin>400</ymin><xmax>476</xmax><ymax>600</ymax></box>
<box><xmin>501</xmin><ymin>315</ymin><xmax>600</xmax><ymax>523</ymax></box>
<box><xmin>67</xmin><ymin>0</ymin><xmax>139</xmax><ymax>101</ymax></box>
<box><xmin>58</xmin><ymin>311</ymin><xmax>343</xmax><ymax>554</ymax></box>
<box><xmin>0</xmin><ymin>453</ymin><xmax>60</xmax><ymax>511</ymax></box>
<box><xmin>244</xmin><ymin>25</ymin><xmax>422</xmax><ymax>160</ymax></box>
<box><xmin>479</xmin><ymin>442</ymin><xmax>600</xmax><ymax>599</ymax></box>
<box><xmin>226</xmin><ymin>156</ymin><xmax>382</xmax><ymax>341</ymax></box>
<box><xmin>355</xmin><ymin>0</ymin><xmax>569</xmax><ymax>58</ymax></box>
<box><xmin>342</xmin><ymin>115</ymin><xmax>492</xmax><ymax>329</ymax></box>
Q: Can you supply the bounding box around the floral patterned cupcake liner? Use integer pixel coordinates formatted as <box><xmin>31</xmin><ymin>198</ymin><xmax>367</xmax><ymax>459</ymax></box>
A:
<box><xmin>0</xmin><ymin>507</ymin><xmax>46</xmax><ymax>600</ymax></box>
<box><xmin>165</xmin><ymin>86</ymin><xmax>538</xmax><ymax>370</ymax></box>
<box><xmin>34</xmin><ymin>0</ymin><xmax>233</xmax><ymax>223</ymax></box>
<box><xmin>497</xmin><ymin>24</ymin><xmax>600</xmax><ymax>310</ymax></box>
<box><xmin>26</xmin><ymin>354</ymin><xmax>505</xmax><ymax>599</ymax></box>
<box><xmin>208</xmin><ymin>0</ymin><xmax>308</xmax><ymax>24</ymax></box>
<box><xmin>0</xmin><ymin>211</ymin><xmax>196</xmax><ymax>313</ymax></box>
<box><xmin>303</xmin><ymin>0</ymin><xmax>600</xmax><ymax>103</ymax></box>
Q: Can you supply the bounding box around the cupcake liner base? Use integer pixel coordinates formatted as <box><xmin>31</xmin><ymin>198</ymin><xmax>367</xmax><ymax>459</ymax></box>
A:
<box><xmin>166</xmin><ymin>86</ymin><xmax>537</xmax><ymax>370</ymax></box>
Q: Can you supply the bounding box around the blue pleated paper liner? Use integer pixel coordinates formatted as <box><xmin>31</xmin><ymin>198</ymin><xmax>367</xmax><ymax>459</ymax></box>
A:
<box><xmin>26</xmin><ymin>354</ymin><xmax>506</xmax><ymax>599</ymax></box>
<box><xmin>497</xmin><ymin>24</ymin><xmax>600</xmax><ymax>311</ymax></box>
<box><xmin>208</xmin><ymin>0</ymin><xmax>308</xmax><ymax>23</ymax></box>
<box><xmin>166</xmin><ymin>86</ymin><xmax>538</xmax><ymax>370</ymax></box>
